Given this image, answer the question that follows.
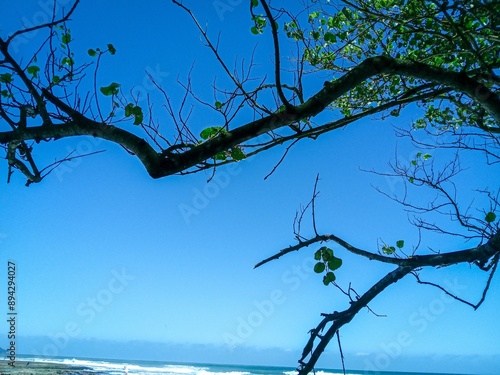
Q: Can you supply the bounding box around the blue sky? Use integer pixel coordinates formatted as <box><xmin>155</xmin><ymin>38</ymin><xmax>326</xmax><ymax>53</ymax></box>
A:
<box><xmin>1</xmin><ymin>1</ymin><xmax>499</xmax><ymax>374</ymax></box>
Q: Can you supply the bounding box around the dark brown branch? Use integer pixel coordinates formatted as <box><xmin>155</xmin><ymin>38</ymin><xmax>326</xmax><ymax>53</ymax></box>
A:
<box><xmin>245</xmin><ymin>86</ymin><xmax>452</xmax><ymax>158</ymax></box>
<box><xmin>298</xmin><ymin>265</ymin><xmax>415</xmax><ymax>375</ymax></box>
<box><xmin>255</xmin><ymin>233</ymin><xmax>406</xmax><ymax>269</ymax></box>
<box><xmin>260</xmin><ymin>0</ymin><xmax>294</xmax><ymax>110</ymax></box>
<box><xmin>7</xmin><ymin>141</ymin><xmax>41</xmax><ymax>185</ymax></box>
<box><xmin>2</xmin><ymin>56</ymin><xmax>499</xmax><ymax>182</ymax></box>
<box><xmin>297</xmin><ymin>230</ymin><xmax>500</xmax><ymax>374</ymax></box>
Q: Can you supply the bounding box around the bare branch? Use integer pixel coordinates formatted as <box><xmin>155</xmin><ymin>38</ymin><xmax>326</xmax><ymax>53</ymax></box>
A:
<box><xmin>5</xmin><ymin>0</ymin><xmax>80</xmax><ymax>45</ymax></box>
<box><xmin>260</xmin><ymin>0</ymin><xmax>295</xmax><ymax>110</ymax></box>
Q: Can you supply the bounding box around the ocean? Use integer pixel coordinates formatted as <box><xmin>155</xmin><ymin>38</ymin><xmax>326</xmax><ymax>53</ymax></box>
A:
<box><xmin>0</xmin><ymin>355</ymin><xmax>474</xmax><ymax>375</ymax></box>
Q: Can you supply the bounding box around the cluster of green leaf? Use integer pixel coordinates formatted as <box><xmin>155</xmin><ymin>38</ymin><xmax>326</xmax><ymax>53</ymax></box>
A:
<box><xmin>124</xmin><ymin>103</ymin><xmax>144</xmax><ymax>125</ymax></box>
<box><xmin>281</xmin><ymin>0</ymin><xmax>500</xmax><ymax>130</ymax></box>
<box><xmin>251</xmin><ymin>15</ymin><xmax>267</xmax><ymax>35</ymax></box>
<box><xmin>406</xmin><ymin>152</ymin><xmax>432</xmax><ymax>184</ymax></box>
<box><xmin>56</xmin><ymin>26</ymin><xmax>76</xmax><ymax>70</ymax></box>
<box><xmin>381</xmin><ymin>239</ymin><xmax>404</xmax><ymax>255</ymax></box>
<box><xmin>411</xmin><ymin>152</ymin><xmax>432</xmax><ymax>166</ymax></box>
<box><xmin>0</xmin><ymin>24</ymin><xmax>79</xmax><ymax>106</ymax></box>
<box><xmin>414</xmin><ymin>96</ymin><xmax>498</xmax><ymax>132</ymax></box>
<box><xmin>99</xmin><ymin>84</ymin><xmax>144</xmax><ymax>125</ymax></box>
<box><xmin>89</xmin><ymin>45</ymin><xmax>145</xmax><ymax>125</ymax></box>
<box><xmin>0</xmin><ymin>70</ymin><xmax>17</xmax><ymax>104</ymax></box>
<box><xmin>88</xmin><ymin>43</ymin><xmax>116</xmax><ymax>57</ymax></box>
<box><xmin>198</xmin><ymin>126</ymin><xmax>246</xmax><ymax>161</ymax></box>
<box><xmin>313</xmin><ymin>246</ymin><xmax>343</xmax><ymax>285</ymax></box>
<box><xmin>0</xmin><ymin>73</ymin><xmax>13</xmax><ymax>84</ymax></box>
<box><xmin>250</xmin><ymin>0</ymin><xmax>266</xmax><ymax>35</ymax></box>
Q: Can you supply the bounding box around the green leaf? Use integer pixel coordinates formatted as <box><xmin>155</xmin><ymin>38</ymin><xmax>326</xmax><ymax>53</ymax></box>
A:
<box><xmin>61</xmin><ymin>57</ymin><xmax>74</xmax><ymax>66</ymax></box>
<box><xmin>422</xmin><ymin>153</ymin><xmax>432</xmax><ymax>160</ymax></box>
<box><xmin>27</xmin><ymin>65</ymin><xmax>40</xmax><ymax>78</ymax></box>
<box><xmin>215</xmin><ymin>101</ymin><xmax>223</xmax><ymax>109</ymax></box>
<box><xmin>324</xmin><ymin>32</ymin><xmax>336</xmax><ymax>43</ymax></box>
<box><xmin>323</xmin><ymin>272</ymin><xmax>336</xmax><ymax>285</ymax></box>
<box><xmin>314</xmin><ymin>262</ymin><xmax>325</xmax><ymax>273</ymax></box>
<box><xmin>1</xmin><ymin>89</ymin><xmax>10</xmax><ymax>98</ymax></box>
<box><xmin>230</xmin><ymin>148</ymin><xmax>246</xmax><ymax>161</ymax></box>
<box><xmin>314</xmin><ymin>250</ymin><xmax>322</xmax><ymax>261</ymax></box>
<box><xmin>328</xmin><ymin>257</ymin><xmax>342</xmax><ymax>271</ymax></box>
<box><xmin>485</xmin><ymin>212</ymin><xmax>496</xmax><ymax>223</ymax></box>
<box><xmin>396</xmin><ymin>240</ymin><xmax>405</xmax><ymax>249</ymax></box>
<box><xmin>0</xmin><ymin>73</ymin><xmax>13</xmax><ymax>83</ymax></box>
<box><xmin>88</xmin><ymin>49</ymin><xmax>97</xmax><ymax>57</ymax></box>
<box><xmin>215</xmin><ymin>152</ymin><xmax>227</xmax><ymax>161</ymax></box>
<box><xmin>251</xmin><ymin>0</ymin><xmax>258</xmax><ymax>6</ymax></box>
<box><xmin>200</xmin><ymin>126</ymin><xmax>225</xmax><ymax>140</ymax></box>
<box><xmin>132</xmin><ymin>106</ymin><xmax>144</xmax><ymax>125</ymax></box>
<box><xmin>321</xmin><ymin>247</ymin><xmax>334</xmax><ymax>261</ymax></box>
<box><xmin>124</xmin><ymin>103</ymin><xmax>143</xmax><ymax>125</ymax></box>
<box><xmin>52</xmin><ymin>75</ymin><xmax>61</xmax><ymax>84</ymax></box>
<box><xmin>100</xmin><ymin>82</ymin><xmax>121</xmax><ymax>96</ymax></box>
<box><xmin>309</xmin><ymin>11</ymin><xmax>320</xmax><ymax>22</ymax></box>
<box><xmin>251</xmin><ymin>26</ymin><xmax>261</xmax><ymax>35</ymax></box>
<box><xmin>382</xmin><ymin>246</ymin><xmax>396</xmax><ymax>255</ymax></box>
<box><xmin>107</xmin><ymin>43</ymin><xmax>116</xmax><ymax>55</ymax></box>
<box><xmin>124</xmin><ymin>103</ymin><xmax>133</xmax><ymax>117</ymax></box>
<box><xmin>61</xmin><ymin>33</ymin><xmax>71</xmax><ymax>44</ymax></box>
<box><xmin>133</xmin><ymin>113</ymin><xmax>143</xmax><ymax>125</ymax></box>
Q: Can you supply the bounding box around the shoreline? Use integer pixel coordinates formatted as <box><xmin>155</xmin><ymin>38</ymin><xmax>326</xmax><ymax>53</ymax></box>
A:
<box><xmin>0</xmin><ymin>360</ymin><xmax>95</xmax><ymax>375</ymax></box>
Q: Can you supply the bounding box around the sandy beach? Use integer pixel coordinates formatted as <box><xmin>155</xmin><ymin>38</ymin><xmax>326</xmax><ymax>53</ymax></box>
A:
<box><xmin>0</xmin><ymin>360</ymin><xmax>96</xmax><ymax>375</ymax></box>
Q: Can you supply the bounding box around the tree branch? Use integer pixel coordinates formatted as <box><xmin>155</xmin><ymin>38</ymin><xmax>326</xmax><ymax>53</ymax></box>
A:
<box><xmin>260</xmin><ymin>0</ymin><xmax>294</xmax><ymax>111</ymax></box>
<box><xmin>296</xmin><ymin>230</ymin><xmax>500</xmax><ymax>374</ymax></box>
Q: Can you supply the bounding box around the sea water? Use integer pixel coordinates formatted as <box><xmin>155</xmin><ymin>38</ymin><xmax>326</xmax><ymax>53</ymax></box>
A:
<box><xmin>5</xmin><ymin>355</ymin><xmax>472</xmax><ymax>375</ymax></box>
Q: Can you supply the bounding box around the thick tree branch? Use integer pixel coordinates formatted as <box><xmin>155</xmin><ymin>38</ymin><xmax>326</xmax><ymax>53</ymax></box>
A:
<box><xmin>295</xmin><ymin>230</ymin><xmax>500</xmax><ymax>374</ymax></box>
<box><xmin>1</xmin><ymin>52</ymin><xmax>499</xmax><ymax>181</ymax></box>
<box><xmin>298</xmin><ymin>265</ymin><xmax>414</xmax><ymax>374</ymax></box>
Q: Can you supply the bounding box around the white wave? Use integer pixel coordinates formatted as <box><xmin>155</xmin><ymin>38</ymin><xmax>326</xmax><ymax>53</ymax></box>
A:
<box><xmin>21</xmin><ymin>357</ymin><xmax>255</xmax><ymax>375</ymax></box>
<box><xmin>197</xmin><ymin>370</ymin><xmax>252</xmax><ymax>375</ymax></box>
<box><xmin>315</xmin><ymin>371</ymin><xmax>358</xmax><ymax>375</ymax></box>
<box><xmin>284</xmin><ymin>370</ymin><xmax>357</xmax><ymax>375</ymax></box>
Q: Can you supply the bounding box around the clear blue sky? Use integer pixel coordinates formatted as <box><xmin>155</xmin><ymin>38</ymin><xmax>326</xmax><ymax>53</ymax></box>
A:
<box><xmin>1</xmin><ymin>1</ymin><xmax>499</xmax><ymax>374</ymax></box>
